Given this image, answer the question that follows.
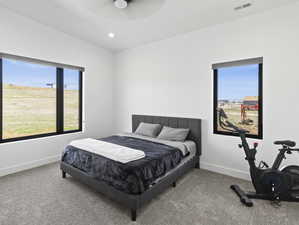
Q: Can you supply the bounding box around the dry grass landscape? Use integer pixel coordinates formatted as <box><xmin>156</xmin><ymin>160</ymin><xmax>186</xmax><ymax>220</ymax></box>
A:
<box><xmin>218</xmin><ymin>103</ymin><xmax>258</xmax><ymax>135</ymax></box>
<box><xmin>3</xmin><ymin>84</ymin><xmax>79</xmax><ymax>139</ymax></box>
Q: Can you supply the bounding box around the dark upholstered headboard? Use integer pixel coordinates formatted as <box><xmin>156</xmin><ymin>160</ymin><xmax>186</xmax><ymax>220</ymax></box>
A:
<box><xmin>132</xmin><ymin>115</ymin><xmax>202</xmax><ymax>157</ymax></box>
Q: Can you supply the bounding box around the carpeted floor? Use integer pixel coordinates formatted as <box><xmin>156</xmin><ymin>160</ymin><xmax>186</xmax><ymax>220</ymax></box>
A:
<box><xmin>0</xmin><ymin>163</ymin><xmax>298</xmax><ymax>225</ymax></box>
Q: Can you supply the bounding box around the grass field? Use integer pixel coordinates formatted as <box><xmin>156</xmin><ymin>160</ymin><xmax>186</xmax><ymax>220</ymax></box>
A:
<box><xmin>3</xmin><ymin>84</ymin><xmax>79</xmax><ymax>139</ymax></box>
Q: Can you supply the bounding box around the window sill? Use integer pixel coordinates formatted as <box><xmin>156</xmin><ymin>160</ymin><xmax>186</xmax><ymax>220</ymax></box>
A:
<box><xmin>0</xmin><ymin>130</ymin><xmax>83</xmax><ymax>145</ymax></box>
<box><xmin>214</xmin><ymin>130</ymin><xmax>263</xmax><ymax>140</ymax></box>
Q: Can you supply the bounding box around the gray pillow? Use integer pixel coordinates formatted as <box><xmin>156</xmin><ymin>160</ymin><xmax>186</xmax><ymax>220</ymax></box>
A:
<box><xmin>157</xmin><ymin>126</ymin><xmax>190</xmax><ymax>142</ymax></box>
<box><xmin>134</xmin><ymin>122</ymin><xmax>162</xmax><ymax>137</ymax></box>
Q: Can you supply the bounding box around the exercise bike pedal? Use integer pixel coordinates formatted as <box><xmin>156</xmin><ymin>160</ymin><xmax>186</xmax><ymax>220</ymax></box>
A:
<box><xmin>230</xmin><ymin>185</ymin><xmax>253</xmax><ymax>207</ymax></box>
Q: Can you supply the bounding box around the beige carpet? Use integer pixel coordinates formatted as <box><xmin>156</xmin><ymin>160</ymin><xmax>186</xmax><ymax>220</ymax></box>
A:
<box><xmin>0</xmin><ymin>163</ymin><xmax>298</xmax><ymax>225</ymax></box>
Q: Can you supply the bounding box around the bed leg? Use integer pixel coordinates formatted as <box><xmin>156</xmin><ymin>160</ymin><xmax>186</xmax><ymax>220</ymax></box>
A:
<box><xmin>172</xmin><ymin>182</ymin><xmax>176</xmax><ymax>188</ymax></box>
<box><xmin>195</xmin><ymin>161</ymin><xmax>200</xmax><ymax>169</ymax></box>
<box><xmin>131</xmin><ymin>209</ymin><xmax>137</xmax><ymax>221</ymax></box>
<box><xmin>62</xmin><ymin>170</ymin><xmax>66</xmax><ymax>179</ymax></box>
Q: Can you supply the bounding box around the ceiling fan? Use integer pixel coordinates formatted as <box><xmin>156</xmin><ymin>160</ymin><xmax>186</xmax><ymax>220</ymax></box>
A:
<box><xmin>113</xmin><ymin>0</ymin><xmax>131</xmax><ymax>9</ymax></box>
<box><xmin>82</xmin><ymin>0</ymin><xmax>166</xmax><ymax>21</ymax></box>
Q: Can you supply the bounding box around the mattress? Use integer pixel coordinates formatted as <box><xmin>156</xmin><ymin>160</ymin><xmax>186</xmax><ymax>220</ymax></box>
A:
<box><xmin>118</xmin><ymin>133</ymin><xmax>197</xmax><ymax>186</ymax></box>
<box><xmin>152</xmin><ymin>141</ymin><xmax>196</xmax><ymax>185</ymax></box>
<box><xmin>62</xmin><ymin>134</ymin><xmax>192</xmax><ymax>194</ymax></box>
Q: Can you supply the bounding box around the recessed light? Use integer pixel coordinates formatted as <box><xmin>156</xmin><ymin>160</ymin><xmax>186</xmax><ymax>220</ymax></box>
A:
<box><xmin>108</xmin><ymin>33</ymin><xmax>115</xmax><ymax>38</ymax></box>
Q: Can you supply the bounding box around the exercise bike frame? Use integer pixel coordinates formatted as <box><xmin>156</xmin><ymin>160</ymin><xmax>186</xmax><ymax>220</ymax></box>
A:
<box><xmin>218</xmin><ymin>108</ymin><xmax>299</xmax><ymax>206</ymax></box>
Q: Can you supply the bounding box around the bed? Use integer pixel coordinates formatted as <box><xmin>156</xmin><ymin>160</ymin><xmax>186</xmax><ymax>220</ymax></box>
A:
<box><xmin>60</xmin><ymin>115</ymin><xmax>202</xmax><ymax>221</ymax></box>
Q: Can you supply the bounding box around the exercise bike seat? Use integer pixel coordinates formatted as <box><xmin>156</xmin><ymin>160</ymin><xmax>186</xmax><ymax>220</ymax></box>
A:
<box><xmin>274</xmin><ymin>140</ymin><xmax>296</xmax><ymax>147</ymax></box>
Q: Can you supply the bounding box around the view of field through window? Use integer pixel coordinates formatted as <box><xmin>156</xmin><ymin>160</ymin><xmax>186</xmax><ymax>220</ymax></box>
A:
<box><xmin>2</xmin><ymin>58</ymin><xmax>80</xmax><ymax>139</ymax></box>
<box><xmin>3</xmin><ymin>59</ymin><xmax>56</xmax><ymax>139</ymax></box>
<box><xmin>216</xmin><ymin>64</ymin><xmax>260</xmax><ymax>136</ymax></box>
<box><xmin>64</xmin><ymin>69</ymin><xmax>80</xmax><ymax>131</ymax></box>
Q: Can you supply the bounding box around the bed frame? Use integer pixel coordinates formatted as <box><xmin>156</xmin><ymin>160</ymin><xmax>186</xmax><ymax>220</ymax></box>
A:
<box><xmin>60</xmin><ymin>115</ymin><xmax>201</xmax><ymax>221</ymax></box>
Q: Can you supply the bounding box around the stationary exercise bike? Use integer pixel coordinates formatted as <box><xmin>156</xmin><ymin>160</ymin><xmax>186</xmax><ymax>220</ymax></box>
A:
<box><xmin>218</xmin><ymin>108</ymin><xmax>299</xmax><ymax>206</ymax></box>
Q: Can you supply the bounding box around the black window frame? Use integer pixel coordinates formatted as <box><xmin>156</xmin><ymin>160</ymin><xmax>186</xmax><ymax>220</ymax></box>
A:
<box><xmin>0</xmin><ymin>53</ymin><xmax>84</xmax><ymax>143</ymax></box>
<box><xmin>213</xmin><ymin>57</ymin><xmax>263</xmax><ymax>139</ymax></box>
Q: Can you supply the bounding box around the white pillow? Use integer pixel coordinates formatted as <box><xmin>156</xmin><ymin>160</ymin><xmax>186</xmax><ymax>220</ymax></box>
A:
<box><xmin>134</xmin><ymin>122</ymin><xmax>162</xmax><ymax>137</ymax></box>
<box><xmin>157</xmin><ymin>126</ymin><xmax>190</xmax><ymax>142</ymax></box>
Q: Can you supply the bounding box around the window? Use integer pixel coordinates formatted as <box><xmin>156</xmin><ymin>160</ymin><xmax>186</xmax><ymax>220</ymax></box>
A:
<box><xmin>64</xmin><ymin>69</ymin><xmax>80</xmax><ymax>131</ymax></box>
<box><xmin>213</xmin><ymin>57</ymin><xmax>263</xmax><ymax>139</ymax></box>
<box><xmin>0</xmin><ymin>53</ymin><xmax>83</xmax><ymax>143</ymax></box>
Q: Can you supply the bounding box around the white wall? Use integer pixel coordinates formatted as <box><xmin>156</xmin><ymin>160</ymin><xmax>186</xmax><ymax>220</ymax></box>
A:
<box><xmin>0</xmin><ymin>6</ymin><xmax>114</xmax><ymax>176</ymax></box>
<box><xmin>115</xmin><ymin>3</ymin><xmax>299</xmax><ymax>180</ymax></box>
<box><xmin>1</xmin><ymin>3</ymin><xmax>299</xmax><ymax>180</ymax></box>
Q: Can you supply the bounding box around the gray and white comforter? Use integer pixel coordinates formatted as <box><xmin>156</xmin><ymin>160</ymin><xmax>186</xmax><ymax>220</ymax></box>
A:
<box><xmin>61</xmin><ymin>134</ymin><xmax>191</xmax><ymax>194</ymax></box>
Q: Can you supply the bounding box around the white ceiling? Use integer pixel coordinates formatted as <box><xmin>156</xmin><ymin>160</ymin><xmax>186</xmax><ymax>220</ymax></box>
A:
<box><xmin>0</xmin><ymin>0</ymin><xmax>298</xmax><ymax>51</ymax></box>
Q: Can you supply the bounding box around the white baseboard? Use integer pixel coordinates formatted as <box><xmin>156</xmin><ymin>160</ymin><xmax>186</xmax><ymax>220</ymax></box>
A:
<box><xmin>201</xmin><ymin>162</ymin><xmax>250</xmax><ymax>181</ymax></box>
<box><xmin>0</xmin><ymin>155</ymin><xmax>61</xmax><ymax>177</ymax></box>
